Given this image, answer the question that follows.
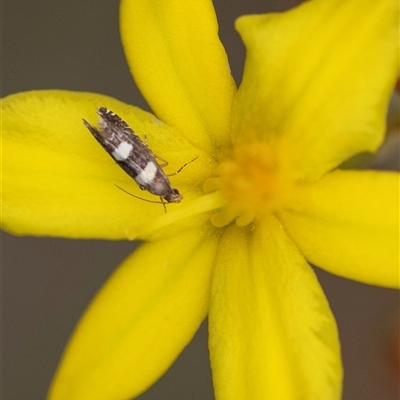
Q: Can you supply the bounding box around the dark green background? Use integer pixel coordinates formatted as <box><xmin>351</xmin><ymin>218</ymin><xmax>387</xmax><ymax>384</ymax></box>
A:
<box><xmin>2</xmin><ymin>1</ymin><xmax>399</xmax><ymax>399</ymax></box>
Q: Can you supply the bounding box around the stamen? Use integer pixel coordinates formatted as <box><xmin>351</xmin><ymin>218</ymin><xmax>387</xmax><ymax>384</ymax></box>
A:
<box><xmin>135</xmin><ymin>191</ymin><xmax>226</xmax><ymax>239</ymax></box>
<box><xmin>235</xmin><ymin>210</ymin><xmax>256</xmax><ymax>227</ymax></box>
<box><xmin>210</xmin><ymin>204</ymin><xmax>241</xmax><ymax>228</ymax></box>
<box><xmin>203</xmin><ymin>177</ymin><xmax>222</xmax><ymax>193</ymax></box>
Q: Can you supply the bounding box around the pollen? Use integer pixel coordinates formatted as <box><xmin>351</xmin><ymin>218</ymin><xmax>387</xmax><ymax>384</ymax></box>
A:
<box><xmin>204</xmin><ymin>142</ymin><xmax>292</xmax><ymax>227</ymax></box>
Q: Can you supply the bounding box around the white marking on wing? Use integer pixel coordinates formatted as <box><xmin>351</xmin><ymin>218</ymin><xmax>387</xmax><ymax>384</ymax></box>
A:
<box><xmin>136</xmin><ymin>162</ymin><xmax>158</xmax><ymax>185</ymax></box>
<box><xmin>112</xmin><ymin>142</ymin><xmax>133</xmax><ymax>161</ymax></box>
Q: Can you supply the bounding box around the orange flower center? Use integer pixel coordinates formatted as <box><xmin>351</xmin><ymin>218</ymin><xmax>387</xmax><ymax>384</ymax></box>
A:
<box><xmin>204</xmin><ymin>142</ymin><xmax>292</xmax><ymax>227</ymax></box>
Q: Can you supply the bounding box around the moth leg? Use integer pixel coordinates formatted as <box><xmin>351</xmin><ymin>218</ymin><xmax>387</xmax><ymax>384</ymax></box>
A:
<box><xmin>167</xmin><ymin>157</ymin><xmax>198</xmax><ymax>177</ymax></box>
<box><xmin>155</xmin><ymin>154</ymin><xmax>169</xmax><ymax>168</ymax></box>
<box><xmin>160</xmin><ymin>197</ymin><xmax>167</xmax><ymax>213</ymax></box>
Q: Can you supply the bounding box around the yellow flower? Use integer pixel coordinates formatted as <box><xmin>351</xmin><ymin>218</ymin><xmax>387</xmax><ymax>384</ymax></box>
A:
<box><xmin>2</xmin><ymin>0</ymin><xmax>399</xmax><ymax>399</ymax></box>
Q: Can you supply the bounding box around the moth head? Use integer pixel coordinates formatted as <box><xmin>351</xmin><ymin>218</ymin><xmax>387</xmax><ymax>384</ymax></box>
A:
<box><xmin>163</xmin><ymin>188</ymin><xmax>183</xmax><ymax>203</ymax></box>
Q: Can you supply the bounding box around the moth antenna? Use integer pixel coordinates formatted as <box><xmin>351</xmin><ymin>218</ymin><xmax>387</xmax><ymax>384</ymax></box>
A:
<box><xmin>166</xmin><ymin>157</ymin><xmax>198</xmax><ymax>177</ymax></box>
<box><xmin>115</xmin><ymin>184</ymin><xmax>167</xmax><ymax>213</ymax></box>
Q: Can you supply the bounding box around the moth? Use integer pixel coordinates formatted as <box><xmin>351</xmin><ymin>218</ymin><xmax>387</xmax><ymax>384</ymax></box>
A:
<box><xmin>83</xmin><ymin>107</ymin><xmax>194</xmax><ymax>208</ymax></box>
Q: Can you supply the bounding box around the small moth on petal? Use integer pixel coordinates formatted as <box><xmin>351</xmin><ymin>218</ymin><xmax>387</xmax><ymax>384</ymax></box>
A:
<box><xmin>83</xmin><ymin>107</ymin><xmax>194</xmax><ymax>208</ymax></box>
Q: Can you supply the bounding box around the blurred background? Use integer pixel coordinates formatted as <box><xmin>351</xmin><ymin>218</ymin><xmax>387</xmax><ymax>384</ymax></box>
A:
<box><xmin>2</xmin><ymin>1</ymin><xmax>399</xmax><ymax>399</ymax></box>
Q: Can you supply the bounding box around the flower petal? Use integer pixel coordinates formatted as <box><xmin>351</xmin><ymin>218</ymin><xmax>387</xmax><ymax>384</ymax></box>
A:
<box><xmin>120</xmin><ymin>0</ymin><xmax>236</xmax><ymax>153</ymax></box>
<box><xmin>48</xmin><ymin>227</ymin><xmax>219</xmax><ymax>400</ymax></box>
<box><xmin>209</xmin><ymin>218</ymin><xmax>342</xmax><ymax>400</ymax></box>
<box><xmin>234</xmin><ymin>0</ymin><xmax>398</xmax><ymax>181</ymax></box>
<box><xmin>2</xmin><ymin>91</ymin><xmax>211</xmax><ymax>239</ymax></box>
<box><xmin>279</xmin><ymin>170</ymin><xmax>399</xmax><ymax>288</ymax></box>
